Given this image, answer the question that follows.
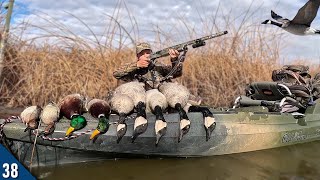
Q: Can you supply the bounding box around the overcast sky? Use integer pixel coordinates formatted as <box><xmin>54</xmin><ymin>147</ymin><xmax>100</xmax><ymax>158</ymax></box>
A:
<box><xmin>9</xmin><ymin>0</ymin><xmax>320</xmax><ymax>63</ymax></box>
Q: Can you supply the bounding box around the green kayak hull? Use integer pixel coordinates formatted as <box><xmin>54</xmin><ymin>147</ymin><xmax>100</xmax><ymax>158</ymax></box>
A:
<box><xmin>1</xmin><ymin>103</ymin><xmax>320</xmax><ymax>167</ymax></box>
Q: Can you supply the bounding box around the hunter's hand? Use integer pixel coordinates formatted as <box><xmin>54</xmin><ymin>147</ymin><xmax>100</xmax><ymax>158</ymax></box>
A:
<box><xmin>169</xmin><ymin>49</ymin><xmax>179</xmax><ymax>59</ymax></box>
<box><xmin>137</xmin><ymin>55</ymin><xmax>150</xmax><ymax>68</ymax></box>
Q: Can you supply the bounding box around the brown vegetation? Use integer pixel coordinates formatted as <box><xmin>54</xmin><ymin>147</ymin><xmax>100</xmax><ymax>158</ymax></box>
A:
<box><xmin>0</xmin><ymin>1</ymin><xmax>311</xmax><ymax>108</ymax></box>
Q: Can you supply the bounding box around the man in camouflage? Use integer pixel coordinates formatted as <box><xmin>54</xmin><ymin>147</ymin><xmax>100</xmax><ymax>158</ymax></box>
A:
<box><xmin>113</xmin><ymin>42</ymin><xmax>202</xmax><ymax>105</ymax></box>
<box><xmin>113</xmin><ymin>42</ymin><xmax>182</xmax><ymax>90</ymax></box>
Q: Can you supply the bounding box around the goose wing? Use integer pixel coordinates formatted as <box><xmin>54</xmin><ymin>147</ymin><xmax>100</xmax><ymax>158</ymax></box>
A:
<box><xmin>291</xmin><ymin>0</ymin><xmax>320</xmax><ymax>26</ymax></box>
<box><xmin>271</xmin><ymin>10</ymin><xmax>290</xmax><ymax>23</ymax></box>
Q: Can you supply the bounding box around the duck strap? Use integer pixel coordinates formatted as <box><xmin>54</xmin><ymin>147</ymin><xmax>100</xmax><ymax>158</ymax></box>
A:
<box><xmin>0</xmin><ymin>116</ymin><xmax>19</xmax><ymax>151</ymax></box>
<box><xmin>160</xmin><ymin>47</ymin><xmax>188</xmax><ymax>82</ymax></box>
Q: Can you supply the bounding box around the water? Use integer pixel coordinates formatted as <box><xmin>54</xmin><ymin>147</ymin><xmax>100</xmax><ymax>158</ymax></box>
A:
<box><xmin>33</xmin><ymin>141</ymin><xmax>320</xmax><ymax>180</ymax></box>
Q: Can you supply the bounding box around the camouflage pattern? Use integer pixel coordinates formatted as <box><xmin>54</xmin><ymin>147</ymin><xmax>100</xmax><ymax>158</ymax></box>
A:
<box><xmin>136</xmin><ymin>42</ymin><xmax>152</xmax><ymax>54</ymax></box>
<box><xmin>4</xmin><ymin>102</ymin><xmax>320</xmax><ymax>160</ymax></box>
<box><xmin>271</xmin><ymin>69</ymin><xmax>309</xmax><ymax>85</ymax></box>
<box><xmin>282</xmin><ymin>65</ymin><xmax>310</xmax><ymax>77</ymax></box>
<box><xmin>311</xmin><ymin>72</ymin><xmax>320</xmax><ymax>100</ymax></box>
<box><xmin>113</xmin><ymin>59</ymin><xmax>182</xmax><ymax>90</ymax></box>
<box><xmin>271</xmin><ymin>65</ymin><xmax>313</xmax><ymax>107</ymax></box>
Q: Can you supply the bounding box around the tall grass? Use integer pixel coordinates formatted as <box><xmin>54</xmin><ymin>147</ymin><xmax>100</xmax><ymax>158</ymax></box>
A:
<box><xmin>0</xmin><ymin>1</ymin><xmax>293</xmax><ymax>107</ymax></box>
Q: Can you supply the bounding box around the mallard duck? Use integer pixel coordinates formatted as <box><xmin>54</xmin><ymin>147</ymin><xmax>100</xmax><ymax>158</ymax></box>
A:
<box><xmin>20</xmin><ymin>105</ymin><xmax>42</xmax><ymax>132</ymax></box>
<box><xmin>58</xmin><ymin>94</ymin><xmax>87</xmax><ymax>136</ymax></box>
<box><xmin>87</xmin><ymin>99</ymin><xmax>111</xmax><ymax>140</ymax></box>
<box><xmin>40</xmin><ymin>102</ymin><xmax>60</xmax><ymax>135</ymax></box>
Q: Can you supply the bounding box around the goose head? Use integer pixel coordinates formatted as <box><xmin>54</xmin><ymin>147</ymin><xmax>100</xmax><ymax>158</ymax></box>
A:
<box><xmin>155</xmin><ymin>120</ymin><xmax>167</xmax><ymax>146</ymax></box>
<box><xmin>261</xmin><ymin>20</ymin><xmax>271</xmax><ymax>24</ymax></box>
<box><xmin>116</xmin><ymin>123</ymin><xmax>127</xmax><ymax>143</ymax></box>
<box><xmin>131</xmin><ymin>116</ymin><xmax>148</xmax><ymax>143</ymax></box>
<box><xmin>204</xmin><ymin>116</ymin><xmax>216</xmax><ymax>141</ymax></box>
<box><xmin>178</xmin><ymin>119</ymin><xmax>190</xmax><ymax>143</ymax></box>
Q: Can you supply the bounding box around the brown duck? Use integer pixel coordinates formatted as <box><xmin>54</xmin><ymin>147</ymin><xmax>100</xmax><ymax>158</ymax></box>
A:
<box><xmin>40</xmin><ymin>102</ymin><xmax>60</xmax><ymax>135</ymax></box>
<box><xmin>58</xmin><ymin>94</ymin><xmax>88</xmax><ymax>136</ymax></box>
<box><xmin>20</xmin><ymin>105</ymin><xmax>42</xmax><ymax>132</ymax></box>
<box><xmin>86</xmin><ymin>99</ymin><xmax>111</xmax><ymax>140</ymax></box>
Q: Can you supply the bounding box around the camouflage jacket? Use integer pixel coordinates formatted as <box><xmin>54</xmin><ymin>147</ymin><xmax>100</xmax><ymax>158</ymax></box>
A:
<box><xmin>113</xmin><ymin>57</ymin><xmax>183</xmax><ymax>90</ymax></box>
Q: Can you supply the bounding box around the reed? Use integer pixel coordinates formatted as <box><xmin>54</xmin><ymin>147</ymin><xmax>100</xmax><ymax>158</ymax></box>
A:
<box><xmin>0</xmin><ymin>1</ymin><xmax>309</xmax><ymax>108</ymax></box>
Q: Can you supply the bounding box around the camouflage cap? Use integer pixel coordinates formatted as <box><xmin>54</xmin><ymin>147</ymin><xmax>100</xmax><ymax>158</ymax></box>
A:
<box><xmin>136</xmin><ymin>42</ymin><xmax>152</xmax><ymax>54</ymax></box>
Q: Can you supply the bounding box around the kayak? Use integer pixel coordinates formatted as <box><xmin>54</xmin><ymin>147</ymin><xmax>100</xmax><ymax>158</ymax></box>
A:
<box><xmin>1</xmin><ymin>99</ymin><xmax>320</xmax><ymax>167</ymax></box>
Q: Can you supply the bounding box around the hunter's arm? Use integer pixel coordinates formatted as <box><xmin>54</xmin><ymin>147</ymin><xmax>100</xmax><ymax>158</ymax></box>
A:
<box><xmin>113</xmin><ymin>62</ymin><xmax>139</xmax><ymax>81</ymax></box>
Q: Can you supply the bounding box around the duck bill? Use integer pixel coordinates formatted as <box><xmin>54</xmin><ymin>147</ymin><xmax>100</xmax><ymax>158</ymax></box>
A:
<box><xmin>66</xmin><ymin>127</ymin><xmax>75</xmax><ymax>136</ymax></box>
<box><xmin>205</xmin><ymin>122</ymin><xmax>216</xmax><ymax>141</ymax></box>
<box><xmin>90</xmin><ymin>129</ymin><xmax>101</xmax><ymax>140</ymax></box>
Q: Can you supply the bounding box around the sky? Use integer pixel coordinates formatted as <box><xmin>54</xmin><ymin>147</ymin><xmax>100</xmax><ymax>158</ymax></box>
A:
<box><xmin>6</xmin><ymin>0</ymin><xmax>320</xmax><ymax>63</ymax></box>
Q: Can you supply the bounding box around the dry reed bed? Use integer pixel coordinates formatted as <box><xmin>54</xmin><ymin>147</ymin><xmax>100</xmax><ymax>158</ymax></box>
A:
<box><xmin>0</xmin><ymin>1</ymin><xmax>287</xmax><ymax>107</ymax></box>
<box><xmin>0</xmin><ymin>31</ymin><xmax>280</xmax><ymax>108</ymax></box>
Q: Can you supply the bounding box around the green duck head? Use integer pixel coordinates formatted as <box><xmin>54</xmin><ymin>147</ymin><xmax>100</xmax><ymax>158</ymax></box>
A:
<box><xmin>90</xmin><ymin>114</ymin><xmax>110</xmax><ymax>140</ymax></box>
<box><xmin>66</xmin><ymin>114</ymin><xmax>87</xmax><ymax>136</ymax></box>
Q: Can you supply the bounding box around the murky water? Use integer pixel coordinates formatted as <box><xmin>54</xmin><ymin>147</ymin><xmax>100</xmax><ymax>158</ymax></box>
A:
<box><xmin>32</xmin><ymin>141</ymin><xmax>320</xmax><ymax>180</ymax></box>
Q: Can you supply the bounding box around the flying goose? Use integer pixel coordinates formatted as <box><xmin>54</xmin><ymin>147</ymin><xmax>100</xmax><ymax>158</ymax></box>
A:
<box><xmin>262</xmin><ymin>0</ymin><xmax>320</xmax><ymax>35</ymax></box>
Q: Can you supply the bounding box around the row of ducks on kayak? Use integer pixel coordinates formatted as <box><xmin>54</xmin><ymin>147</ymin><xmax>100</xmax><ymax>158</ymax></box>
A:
<box><xmin>20</xmin><ymin>82</ymin><xmax>216</xmax><ymax>145</ymax></box>
<box><xmin>20</xmin><ymin>94</ymin><xmax>109</xmax><ymax>141</ymax></box>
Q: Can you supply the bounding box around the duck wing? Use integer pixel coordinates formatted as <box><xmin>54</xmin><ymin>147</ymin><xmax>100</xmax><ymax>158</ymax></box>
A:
<box><xmin>291</xmin><ymin>0</ymin><xmax>320</xmax><ymax>26</ymax></box>
<box><xmin>271</xmin><ymin>10</ymin><xmax>290</xmax><ymax>23</ymax></box>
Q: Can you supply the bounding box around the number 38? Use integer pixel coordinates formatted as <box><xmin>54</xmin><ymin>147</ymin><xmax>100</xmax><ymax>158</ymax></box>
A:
<box><xmin>2</xmin><ymin>163</ymin><xmax>18</xmax><ymax>178</ymax></box>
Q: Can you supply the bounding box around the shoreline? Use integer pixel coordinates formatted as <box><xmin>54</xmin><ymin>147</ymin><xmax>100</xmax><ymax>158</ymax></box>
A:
<box><xmin>0</xmin><ymin>106</ymin><xmax>24</xmax><ymax>119</ymax></box>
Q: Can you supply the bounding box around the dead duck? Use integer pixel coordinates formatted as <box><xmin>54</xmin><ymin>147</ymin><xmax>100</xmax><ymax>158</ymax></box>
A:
<box><xmin>58</xmin><ymin>94</ymin><xmax>87</xmax><ymax>136</ymax></box>
<box><xmin>262</xmin><ymin>0</ymin><xmax>320</xmax><ymax>35</ymax></box>
<box><xmin>20</xmin><ymin>105</ymin><xmax>42</xmax><ymax>132</ymax></box>
<box><xmin>87</xmin><ymin>99</ymin><xmax>111</xmax><ymax>140</ymax></box>
<box><xmin>112</xmin><ymin>81</ymin><xmax>147</xmax><ymax>143</ymax></box>
<box><xmin>158</xmin><ymin>82</ymin><xmax>191</xmax><ymax>142</ymax></box>
<box><xmin>146</xmin><ymin>89</ymin><xmax>168</xmax><ymax>146</ymax></box>
<box><xmin>39</xmin><ymin>102</ymin><xmax>60</xmax><ymax>135</ymax></box>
